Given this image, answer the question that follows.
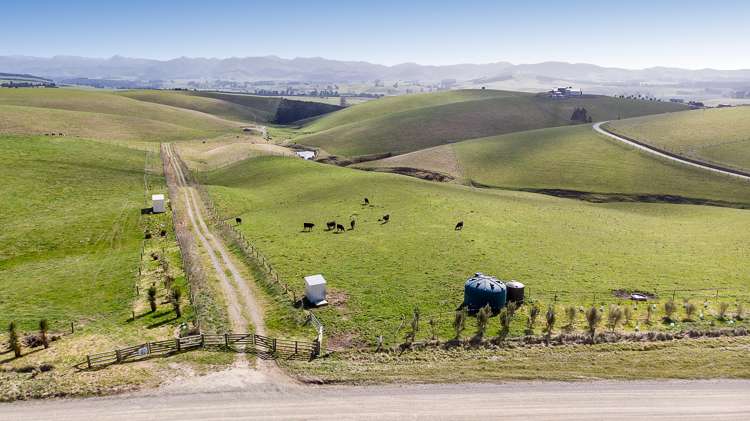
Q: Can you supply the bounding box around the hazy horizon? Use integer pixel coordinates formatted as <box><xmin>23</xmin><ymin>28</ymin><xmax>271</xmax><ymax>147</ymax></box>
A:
<box><xmin>4</xmin><ymin>54</ymin><xmax>749</xmax><ymax>72</ymax></box>
<box><xmin>3</xmin><ymin>0</ymin><xmax>750</xmax><ymax>71</ymax></box>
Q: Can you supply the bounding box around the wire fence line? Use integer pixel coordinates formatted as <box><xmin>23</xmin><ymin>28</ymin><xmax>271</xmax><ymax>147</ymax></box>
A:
<box><xmin>166</xmin><ymin>145</ymin><xmax>322</xmax><ymax>341</ymax></box>
<box><xmin>161</xmin><ymin>143</ymin><xmax>225</xmax><ymax>333</ymax></box>
<box><xmin>81</xmin><ymin>332</ymin><xmax>321</xmax><ymax>370</ymax></box>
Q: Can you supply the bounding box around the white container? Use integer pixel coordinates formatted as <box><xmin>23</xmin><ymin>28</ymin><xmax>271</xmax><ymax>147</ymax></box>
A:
<box><xmin>152</xmin><ymin>194</ymin><xmax>165</xmax><ymax>213</ymax></box>
<box><xmin>304</xmin><ymin>274</ymin><xmax>327</xmax><ymax>306</ymax></box>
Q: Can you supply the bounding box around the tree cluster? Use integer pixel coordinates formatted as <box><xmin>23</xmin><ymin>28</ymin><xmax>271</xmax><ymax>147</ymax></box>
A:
<box><xmin>570</xmin><ymin>107</ymin><xmax>593</xmax><ymax>123</ymax></box>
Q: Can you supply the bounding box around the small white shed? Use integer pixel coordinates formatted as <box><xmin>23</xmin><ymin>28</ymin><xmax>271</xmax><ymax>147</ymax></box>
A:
<box><xmin>304</xmin><ymin>274</ymin><xmax>327</xmax><ymax>306</ymax></box>
<box><xmin>295</xmin><ymin>150</ymin><xmax>316</xmax><ymax>160</ymax></box>
<box><xmin>152</xmin><ymin>194</ymin><xmax>165</xmax><ymax>213</ymax></box>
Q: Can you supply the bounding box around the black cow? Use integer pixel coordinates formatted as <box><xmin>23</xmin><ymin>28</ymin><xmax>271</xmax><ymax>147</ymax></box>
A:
<box><xmin>303</xmin><ymin>222</ymin><xmax>315</xmax><ymax>232</ymax></box>
<box><xmin>336</xmin><ymin>224</ymin><xmax>346</xmax><ymax>233</ymax></box>
<box><xmin>455</xmin><ymin>221</ymin><xmax>464</xmax><ymax>231</ymax></box>
<box><xmin>380</xmin><ymin>214</ymin><xmax>390</xmax><ymax>223</ymax></box>
<box><xmin>350</xmin><ymin>220</ymin><xmax>356</xmax><ymax>230</ymax></box>
<box><xmin>364</xmin><ymin>197</ymin><xmax>370</xmax><ymax>205</ymax></box>
<box><xmin>235</xmin><ymin>217</ymin><xmax>242</xmax><ymax>225</ymax></box>
<box><xmin>326</xmin><ymin>221</ymin><xmax>336</xmax><ymax>231</ymax></box>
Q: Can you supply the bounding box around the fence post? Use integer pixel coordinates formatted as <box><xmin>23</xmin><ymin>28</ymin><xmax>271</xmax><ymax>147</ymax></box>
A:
<box><xmin>176</xmin><ymin>338</ymin><xmax>181</xmax><ymax>352</ymax></box>
<box><xmin>225</xmin><ymin>333</ymin><xmax>229</xmax><ymax>348</ymax></box>
<box><xmin>272</xmin><ymin>338</ymin><xmax>277</xmax><ymax>354</ymax></box>
<box><xmin>115</xmin><ymin>349</ymin><xmax>122</xmax><ymax>363</ymax></box>
<box><xmin>70</xmin><ymin>321</ymin><xmax>75</xmax><ymax>334</ymax></box>
<box><xmin>87</xmin><ymin>355</ymin><xmax>92</xmax><ymax>369</ymax></box>
<box><xmin>295</xmin><ymin>341</ymin><xmax>298</xmax><ymax>355</ymax></box>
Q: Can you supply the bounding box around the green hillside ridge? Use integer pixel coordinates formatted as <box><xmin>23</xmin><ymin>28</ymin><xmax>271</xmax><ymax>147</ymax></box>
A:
<box><xmin>357</xmin><ymin>124</ymin><xmax>750</xmax><ymax>204</ymax></box>
<box><xmin>0</xmin><ymin>88</ymin><xmax>237</xmax><ymax>143</ymax></box>
<box><xmin>294</xmin><ymin>89</ymin><xmax>687</xmax><ymax>157</ymax></box>
<box><xmin>605</xmin><ymin>107</ymin><xmax>750</xmax><ymax>173</ymax></box>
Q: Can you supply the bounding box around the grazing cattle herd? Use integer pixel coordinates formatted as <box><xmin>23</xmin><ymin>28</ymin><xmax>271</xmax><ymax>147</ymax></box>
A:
<box><xmin>296</xmin><ymin>198</ymin><xmax>464</xmax><ymax>233</ymax></box>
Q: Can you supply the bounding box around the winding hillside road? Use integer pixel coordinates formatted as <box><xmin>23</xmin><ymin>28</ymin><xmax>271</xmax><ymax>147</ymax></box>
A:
<box><xmin>593</xmin><ymin>122</ymin><xmax>750</xmax><ymax>182</ymax></box>
<box><xmin>3</xmin><ymin>380</ymin><xmax>750</xmax><ymax>420</ymax></box>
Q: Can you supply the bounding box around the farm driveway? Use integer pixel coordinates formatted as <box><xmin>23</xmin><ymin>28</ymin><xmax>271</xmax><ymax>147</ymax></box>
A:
<box><xmin>162</xmin><ymin>143</ymin><xmax>292</xmax><ymax>383</ymax></box>
<box><xmin>594</xmin><ymin>122</ymin><xmax>750</xmax><ymax>181</ymax></box>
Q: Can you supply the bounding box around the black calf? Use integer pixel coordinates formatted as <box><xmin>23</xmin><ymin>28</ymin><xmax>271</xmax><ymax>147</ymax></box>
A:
<box><xmin>326</xmin><ymin>221</ymin><xmax>336</xmax><ymax>231</ymax></box>
<box><xmin>455</xmin><ymin>221</ymin><xmax>464</xmax><ymax>231</ymax></box>
<box><xmin>303</xmin><ymin>222</ymin><xmax>315</xmax><ymax>232</ymax></box>
<box><xmin>235</xmin><ymin>217</ymin><xmax>242</xmax><ymax>225</ymax></box>
<box><xmin>336</xmin><ymin>224</ymin><xmax>346</xmax><ymax>233</ymax></box>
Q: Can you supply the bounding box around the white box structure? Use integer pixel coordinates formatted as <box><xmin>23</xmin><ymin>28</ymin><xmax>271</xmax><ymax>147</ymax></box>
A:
<box><xmin>152</xmin><ymin>194</ymin><xmax>165</xmax><ymax>213</ymax></box>
<box><xmin>304</xmin><ymin>274</ymin><xmax>327</xmax><ymax>306</ymax></box>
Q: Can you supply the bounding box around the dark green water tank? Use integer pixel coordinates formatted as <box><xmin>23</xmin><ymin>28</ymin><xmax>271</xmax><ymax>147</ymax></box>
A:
<box><xmin>463</xmin><ymin>273</ymin><xmax>507</xmax><ymax>314</ymax></box>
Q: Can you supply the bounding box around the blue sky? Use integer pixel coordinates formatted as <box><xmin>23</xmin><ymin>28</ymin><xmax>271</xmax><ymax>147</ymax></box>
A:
<box><xmin>2</xmin><ymin>0</ymin><xmax>749</xmax><ymax>69</ymax></box>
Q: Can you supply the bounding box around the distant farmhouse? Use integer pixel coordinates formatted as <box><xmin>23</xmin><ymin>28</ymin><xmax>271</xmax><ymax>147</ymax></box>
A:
<box><xmin>548</xmin><ymin>86</ymin><xmax>583</xmax><ymax>98</ymax></box>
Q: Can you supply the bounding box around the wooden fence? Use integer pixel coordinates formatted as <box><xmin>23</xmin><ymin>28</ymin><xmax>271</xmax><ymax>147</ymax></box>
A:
<box><xmin>82</xmin><ymin>333</ymin><xmax>320</xmax><ymax>369</ymax></box>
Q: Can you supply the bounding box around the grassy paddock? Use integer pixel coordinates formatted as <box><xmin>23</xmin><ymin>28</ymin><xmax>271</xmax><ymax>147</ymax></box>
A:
<box><xmin>358</xmin><ymin>125</ymin><xmax>750</xmax><ymax>204</ymax></box>
<box><xmin>202</xmin><ymin>157</ymin><xmax>750</xmax><ymax>344</ymax></box>
<box><xmin>0</xmin><ymin>137</ymin><xmax>230</xmax><ymax>401</ymax></box>
<box><xmin>606</xmin><ymin>107</ymin><xmax>750</xmax><ymax>173</ymax></box>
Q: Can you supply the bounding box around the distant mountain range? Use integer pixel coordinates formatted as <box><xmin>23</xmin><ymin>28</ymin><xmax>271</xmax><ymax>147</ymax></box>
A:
<box><xmin>2</xmin><ymin>55</ymin><xmax>750</xmax><ymax>101</ymax></box>
<box><xmin>2</xmin><ymin>55</ymin><xmax>749</xmax><ymax>85</ymax></box>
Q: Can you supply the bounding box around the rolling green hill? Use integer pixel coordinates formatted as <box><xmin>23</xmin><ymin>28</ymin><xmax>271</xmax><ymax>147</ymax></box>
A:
<box><xmin>0</xmin><ymin>88</ymin><xmax>238</xmax><ymax>143</ymax></box>
<box><xmin>119</xmin><ymin>90</ymin><xmax>276</xmax><ymax>123</ymax></box>
<box><xmin>120</xmin><ymin>90</ymin><xmax>342</xmax><ymax>124</ymax></box>
<box><xmin>294</xmin><ymin>89</ymin><xmax>687</xmax><ymax>157</ymax></box>
<box><xmin>605</xmin><ymin>107</ymin><xmax>750</xmax><ymax>173</ymax></box>
<box><xmin>357</xmin><ymin>125</ymin><xmax>750</xmax><ymax>205</ymax></box>
<box><xmin>203</xmin><ymin>157</ymin><xmax>750</xmax><ymax>341</ymax></box>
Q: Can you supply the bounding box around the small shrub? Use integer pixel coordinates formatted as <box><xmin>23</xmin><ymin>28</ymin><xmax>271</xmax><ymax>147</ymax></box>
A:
<box><xmin>526</xmin><ymin>304</ymin><xmax>540</xmax><ymax>335</ymax></box>
<box><xmin>683</xmin><ymin>301</ymin><xmax>696</xmax><ymax>321</ymax></box>
<box><xmin>506</xmin><ymin>301</ymin><xmax>518</xmax><ymax>319</ymax></box>
<box><xmin>737</xmin><ymin>303</ymin><xmax>745</xmax><ymax>321</ymax></box>
<box><xmin>164</xmin><ymin>274</ymin><xmax>174</xmax><ymax>291</ymax></box>
<box><xmin>171</xmin><ymin>286</ymin><xmax>182</xmax><ymax>318</ymax></box>
<box><xmin>585</xmin><ymin>306</ymin><xmax>602</xmax><ymax>342</ymax></box>
<box><xmin>475</xmin><ymin>304</ymin><xmax>491</xmax><ymax>339</ymax></box>
<box><xmin>645</xmin><ymin>304</ymin><xmax>655</xmax><ymax>325</ymax></box>
<box><xmin>607</xmin><ymin>304</ymin><xmax>624</xmax><ymax>332</ymax></box>
<box><xmin>623</xmin><ymin>306</ymin><xmax>633</xmax><ymax>326</ymax></box>
<box><xmin>147</xmin><ymin>286</ymin><xmax>158</xmax><ymax>313</ymax></box>
<box><xmin>39</xmin><ymin>319</ymin><xmax>49</xmax><ymax>349</ymax></box>
<box><xmin>428</xmin><ymin>318</ymin><xmax>437</xmax><ymax>341</ymax></box>
<box><xmin>498</xmin><ymin>307</ymin><xmax>512</xmax><ymax>339</ymax></box>
<box><xmin>404</xmin><ymin>307</ymin><xmax>420</xmax><ymax>344</ymax></box>
<box><xmin>565</xmin><ymin>305</ymin><xmax>577</xmax><ymax>330</ymax></box>
<box><xmin>8</xmin><ymin>321</ymin><xmax>21</xmax><ymax>358</ymax></box>
<box><xmin>664</xmin><ymin>300</ymin><xmax>677</xmax><ymax>322</ymax></box>
<box><xmin>545</xmin><ymin>306</ymin><xmax>556</xmax><ymax>342</ymax></box>
<box><xmin>453</xmin><ymin>307</ymin><xmax>467</xmax><ymax>340</ymax></box>
<box><xmin>718</xmin><ymin>302</ymin><xmax>729</xmax><ymax>320</ymax></box>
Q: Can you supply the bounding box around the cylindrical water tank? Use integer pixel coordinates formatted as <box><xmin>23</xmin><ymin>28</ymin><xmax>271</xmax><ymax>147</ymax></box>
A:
<box><xmin>463</xmin><ymin>273</ymin><xmax>507</xmax><ymax>314</ymax></box>
<box><xmin>506</xmin><ymin>280</ymin><xmax>525</xmax><ymax>305</ymax></box>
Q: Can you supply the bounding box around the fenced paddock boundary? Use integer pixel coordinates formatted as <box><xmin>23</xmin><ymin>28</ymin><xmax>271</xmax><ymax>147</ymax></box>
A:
<box><xmin>167</xmin><ymin>145</ymin><xmax>325</xmax><ymax>343</ymax></box>
<box><xmin>80</xmin><ymin>333</ymin><xmax>321</xmax><ymax>369</ymax></box>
